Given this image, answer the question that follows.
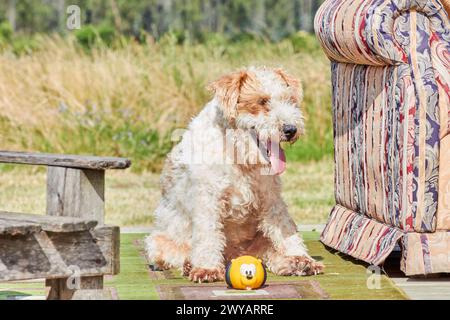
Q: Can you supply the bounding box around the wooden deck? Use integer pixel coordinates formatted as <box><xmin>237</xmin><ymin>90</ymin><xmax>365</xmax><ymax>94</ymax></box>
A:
<box><xmin>2</xmin><ymin>226</ymin><xmax>449</xmax><ymax>300</ymax></box>
<box><xmin>383</xmin><ymin>251</ymin><xmax>450</xmax><ymax>300</ymax></box>
<box><xmin>121</xmin><ymin>225</ymin><xmax>450</xmax><ymax>300</ymax></box>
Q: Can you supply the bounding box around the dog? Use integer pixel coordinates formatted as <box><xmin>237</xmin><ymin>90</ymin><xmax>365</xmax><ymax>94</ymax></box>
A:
<box><xmin>145</xmin><ymin>66</ymin><xmax>324</xmax><ymax>283</ymax></box>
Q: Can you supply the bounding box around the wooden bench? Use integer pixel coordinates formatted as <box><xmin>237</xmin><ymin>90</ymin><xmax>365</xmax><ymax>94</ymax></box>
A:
<box><xmin>0</xmin><ymin>151</ymin><xmax>131</xmax><ymax>299</ymax></box>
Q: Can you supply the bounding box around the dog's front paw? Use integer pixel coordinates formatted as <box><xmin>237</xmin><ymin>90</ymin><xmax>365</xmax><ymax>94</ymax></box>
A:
<box><xmin>277</xmin><ymin>256</ymin><xmax>324</xmax><ymax>276</ymax></box>
<box><xmin>188</xmin><ymin>267</ymin><xmax>225</xmax><ymax>283</ymax></box>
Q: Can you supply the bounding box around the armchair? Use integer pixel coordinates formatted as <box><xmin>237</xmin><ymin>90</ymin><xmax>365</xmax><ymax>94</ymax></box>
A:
<box><xmin>315</xmin><ymin>0</ymin><xmax>450</xmax><ymax>275</ymax></box>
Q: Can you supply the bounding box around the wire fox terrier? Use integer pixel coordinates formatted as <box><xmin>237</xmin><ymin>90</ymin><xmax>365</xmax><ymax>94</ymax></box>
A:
<box><xmin>145</xmin><ymin>66</ymin><xmax>324</xmax><ymax>283</ymax></box>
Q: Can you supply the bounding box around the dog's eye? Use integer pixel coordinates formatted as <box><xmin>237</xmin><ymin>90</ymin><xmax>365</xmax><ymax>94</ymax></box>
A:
<box><xmin>258</xmin><ymin>97</ymin><xmax>269</xmax><ymax>106</ymax></box>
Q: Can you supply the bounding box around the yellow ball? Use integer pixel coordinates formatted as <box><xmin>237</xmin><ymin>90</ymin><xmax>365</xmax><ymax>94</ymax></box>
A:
<box><xmin>225</xmin><ymin>256</ymin><xmax>267</xmax><ymax>290</ymax></box>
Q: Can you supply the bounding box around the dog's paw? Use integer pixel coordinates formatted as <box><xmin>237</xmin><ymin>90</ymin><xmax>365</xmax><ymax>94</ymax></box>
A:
<box><xmin>188</xmin><ymin>267</ymin><xmax>225</xmax><ymax>283</ymax></box>
<box><xmin>149</xmin><ymin>259</ymin><xmax>171</xmax><ymax>271</ymax></box>
<box><xmin>277</xmin><ymin>256</ymin><xmax>324</xmax><ymax>276</ymax></box>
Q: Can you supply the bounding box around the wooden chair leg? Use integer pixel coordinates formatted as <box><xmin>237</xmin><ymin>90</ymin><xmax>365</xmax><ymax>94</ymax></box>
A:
<box><xmin>46</xmin><ymin>276</ymin><xmax>108</xmax><ymax>300</ymax></box>
<box><xmin>45</xmin><ymin>167</ymin><xmax>116</xmax><ymax>300</ymax></box>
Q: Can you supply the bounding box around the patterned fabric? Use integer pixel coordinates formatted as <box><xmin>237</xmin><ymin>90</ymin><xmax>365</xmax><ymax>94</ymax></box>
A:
<box><xmin>438</xmin><ymin>135</ymin><xmax>450</xmax><ymax>230</ymax></box>
<box><xmin>401</xmin><ymin>231</ymin><xmax>450</xmax><ymax>275</ymax></box>
<box><xmin>316</xmin><ymin>0</ymin><xmax>450</xmax><ymax>274</ymax></box>
<box><xmin>315</xmin><ymin>0</ymin><xmax>450</xmax><ymax>67</ymax></box>
<box><xmin>321</xmin><ymin>205</ymin><xmax>404</xmax><ymax>265</ymax></box>
<box><xmin>440</xmin><ymin>0</ymin><xmax>450</xmax><ymax>19</ymax></box>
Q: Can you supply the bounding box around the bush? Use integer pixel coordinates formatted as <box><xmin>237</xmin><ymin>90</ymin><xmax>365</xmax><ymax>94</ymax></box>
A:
<box><xmin>0</xmin><ymin>22</ymin><xmax>13</xmax><ymax>42</ymax></box>
<box><xmin>98</xmin><ymin>24</ymin><xmax>117</xmax><ymax>46</ymax></box>
<box><xmin>11</xmin><ymin>36</ymin><xmax>39</xmax><ymax>55</ymax></box>
<box><xmin>75</xmin><ymin>24</ymin><xmax>118</xmax><ymax>49</ymax></box>
<box><xmin>75</xmin><ymin>25</ymin><xmax>98</xmax><ymax>48</ymax></box>
<box><xmin>289</xmin><ymin>31</ymin><xmax>321</xmax><ymax>53</ymax></box>
<box><xmin>202</xmin><ymin>32</ymin><xmax>229</xmax><ymax>46</ymax></box>
<box><xmin>229</xmin><ymin>31</ymin><xmax>260</xmax><ymax>43</ymax></box>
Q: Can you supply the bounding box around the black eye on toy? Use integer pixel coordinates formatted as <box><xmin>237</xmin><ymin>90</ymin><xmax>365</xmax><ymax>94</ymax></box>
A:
<box><xmin>225</xmin><ymin>256</ymin><xmax>267</xmax><ymax>290</ymax></box>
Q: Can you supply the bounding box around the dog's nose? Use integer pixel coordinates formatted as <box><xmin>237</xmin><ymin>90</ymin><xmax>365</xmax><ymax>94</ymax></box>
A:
<box><xmin>283</xmin><ymin>124</ymin><xmax>297</xmax><ymax>140</ymax></box>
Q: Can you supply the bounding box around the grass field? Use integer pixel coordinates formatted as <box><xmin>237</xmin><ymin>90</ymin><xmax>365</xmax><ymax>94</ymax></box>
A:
<box><xmin>0</xmin><ymin>158</ymin><xmax>334</xmax><ymax>226</ymax></box>
<box><xmin>0</xmin><ymin>33</ymin><xmax>334</xmax><ymax>226</ymax></box>
<box><xmin>0</xmin><ymin>34</ymin><xmax>332</xmax><ymax>172</ymax></box>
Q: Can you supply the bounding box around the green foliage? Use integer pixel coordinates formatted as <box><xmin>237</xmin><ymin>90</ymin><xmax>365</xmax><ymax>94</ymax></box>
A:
<box><xmin>0</xmin><ymin>0</ymin><xmax>324</xmax><ymax>41</ymax></box>
<box><xmin>97</xmin><ymin>24</ymin><xmax>117</xmax><ymax>46</ymax></box>
<box><xmin>10</xmin><ymin>36</ymin><xmax>38</xmax><ymax>54</ymax></box>
<box><xmin>289</xmin><ymin>31</ymin><xmax>321</xmax><ymax>53</ymax></box>
<box><xmin>75</xmin><ymin>24</ymin><xmax>118</xmax><ymax>48</ymax></box>
<box><xmin>0</xmin><ymin>22</ymin><xmax>12</xmax><ymax>41</ymax></box>
<box><xmin>0</xmin><ymin>22</ymin><xmax>38</xmax><ymax>54</ymax></box>
<box><xmin>285</xmin><ymin>133</ymin><xmax>334</xmax><ymax>162</ymax></box>
<box><xmin>74</xmin><ymin>25</ymin><xmax>97</xmax><ymax>48</ymax></box>
<box><xmin>53</xmin><ymin>107</ymin><xmax>174</xmax><ymax>172</ymax></box>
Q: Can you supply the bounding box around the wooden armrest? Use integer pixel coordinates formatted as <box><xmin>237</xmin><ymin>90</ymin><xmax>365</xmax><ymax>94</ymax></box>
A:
<box><xmin>0</xmin><ymin>151</ymin><xmax>131</xmax><ymax>170</ymax></box>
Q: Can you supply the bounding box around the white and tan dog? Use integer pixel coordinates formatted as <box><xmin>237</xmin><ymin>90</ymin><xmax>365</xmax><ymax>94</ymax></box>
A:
<box><xmin>145</xmin><ymin>66</ymin><xmax>324</xmax><ymax>283</ymax></box>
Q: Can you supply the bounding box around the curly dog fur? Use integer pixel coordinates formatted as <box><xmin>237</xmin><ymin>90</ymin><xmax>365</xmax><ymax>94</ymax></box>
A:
<box><xmin>145</xmin><ymin>66</ymin><xmax>324</xmax><ymax>283</ymax></box>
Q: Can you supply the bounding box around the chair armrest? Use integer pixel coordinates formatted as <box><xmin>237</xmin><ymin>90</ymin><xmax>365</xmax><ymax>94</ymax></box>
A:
<box><xmin>0</xmin><ymin>150</ymin><xmax>131</xmax><ymax>170</ymax></box>
<box><xmin>314</xmin><ymin>0</ymin><xmax>450</xmax><ymax>66</ymax></box>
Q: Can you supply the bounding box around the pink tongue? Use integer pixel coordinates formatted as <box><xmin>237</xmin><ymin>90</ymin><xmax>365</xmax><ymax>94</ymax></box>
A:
<box><xmin>268</xmin><ymin>142</ymin><xmax>286</xmax><ymax>175</ymax></box>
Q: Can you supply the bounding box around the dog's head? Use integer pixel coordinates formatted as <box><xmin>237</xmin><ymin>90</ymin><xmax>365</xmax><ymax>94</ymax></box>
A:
<box><xmin>208</xmin><ymin>66</ymin><xmax>304</xmax><ymax>175</ymax></box>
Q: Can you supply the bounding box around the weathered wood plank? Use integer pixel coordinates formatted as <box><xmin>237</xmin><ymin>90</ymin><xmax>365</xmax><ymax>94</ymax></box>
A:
<box><xmin>46</xmin><ymin>276</ymin><xmax>109</xmax><ymax>300</ymax></box>
<box><xmin>0</xmin><ymin>151</ymin><xmax>131</xmax><ymax>170</ymax></box>
<box><xmin>43</xmin><ymin>155</ymin><xmax>122</xmax><ymax>300</ymax></box>
<box><xmin>0</xmin><ymin>211</ymin><xmax>97</xmax><ymax>233</ymax></box>
<box><xmin>0</xmin><ymin>226</ymin><xmax>119</xmax><ymax>281</ymax></box>
<box><xmin>47</xmin><ymin>168</ymin><xmax>105</xmax><ymax>224</ymax></box>
<box><xmin>0</xmin><ymin>218</ymin><xmax>41</xmax><ymax>236</ymax></box>
<box><xmin>45</xmin><ymin>165</ymin><xmax>114</xmax><ymax>300</ymax></box>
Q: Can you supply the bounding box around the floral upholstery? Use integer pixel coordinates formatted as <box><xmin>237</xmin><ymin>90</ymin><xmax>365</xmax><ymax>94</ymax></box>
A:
<box><xmin>443</xmin><ymin>0</ymin><xmax>450</xmax><ymax>17</ymax></box>
<box><xmin>315</xmin><ymin>0</ymin><xmax>450</xmax><ymax>275</ymax></box>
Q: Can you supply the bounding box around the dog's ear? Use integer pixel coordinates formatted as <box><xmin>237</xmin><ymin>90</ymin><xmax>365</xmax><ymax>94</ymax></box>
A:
<box><xmin>274</xmin><ymin>68</ymin><xmax>303</xmax><ymax>103</ymax></box>
<box><xmin>207</xmin><ymin>70</ymin><xmax>249</xmax><ymax>122</ymax></box>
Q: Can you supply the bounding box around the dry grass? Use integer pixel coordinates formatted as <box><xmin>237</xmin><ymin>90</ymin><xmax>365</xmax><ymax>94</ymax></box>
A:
<box><xmin>0</xmin><ymin>35</ymin><xmax>332</xmax><ymax>170</ymax></box>
<box><xmin>0</xmin><ymin>158</ymin><xmax>334</xmax><ymax>226</ymax></box>
<box><xmin>0</xmin><ymin>35</ymin><xmax>334</xmax><ymax>225</ymax></box>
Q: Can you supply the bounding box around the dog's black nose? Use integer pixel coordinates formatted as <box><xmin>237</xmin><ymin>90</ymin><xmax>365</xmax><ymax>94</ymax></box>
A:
<box><xmin>283</xmin><ymin>124</ymin><xmax>297</xmax><ymax>140</ymax></box>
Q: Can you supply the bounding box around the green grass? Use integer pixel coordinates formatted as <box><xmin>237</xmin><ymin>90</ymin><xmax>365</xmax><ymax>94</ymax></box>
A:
<box><xmin>106</xmin><ymin>233</ymin><xmax>159</xmax><ymax>300</ymax></box>
<box><xmin>0</xmin><ymin>159</ymin><xmax>334</xmax><ymax>226</ymax></box>
<box><xmin>0</xmin><ymin>232</ymin><xmax>408</xmax><ymax>300</ymax></box>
